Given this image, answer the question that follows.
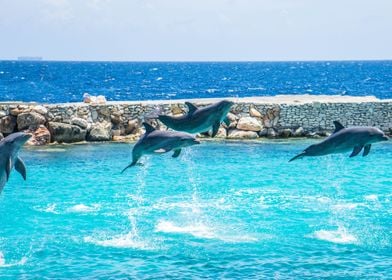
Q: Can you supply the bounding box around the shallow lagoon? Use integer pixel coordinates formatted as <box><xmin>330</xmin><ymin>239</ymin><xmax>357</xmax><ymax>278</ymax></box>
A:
<box><xmin>1</xmin><ymin>140</ymin><xmax>391</xmax><ymax>278</ymax></box>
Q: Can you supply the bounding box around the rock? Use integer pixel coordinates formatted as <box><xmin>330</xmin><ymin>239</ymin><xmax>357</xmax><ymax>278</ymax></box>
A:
<box><xmin>171</xmin><ymin>105</ymin><xmax>184</xmax><ymax>115</ymax></box>
<box><xmin>228</xmin><ymin>129</ymin><xmax>258</xmax><ymax>139</ymax></box>
<box><xmin>48</xmin><ymin>122</ymin><xmax>87</xmax><ymax>143</ymax></box>
<box><xmin>293</xmin><ymin>127</ymin><xmax>305</xmax><ymax>137</ymax></box>
<box><xmin>259</xmin><ymin>128</ymin><xmax>268</xmax><ymax>137</ymax></box>
<box><xmin>10</xmin><ymin>108</ymin><xmax>25</xmax><ymax>116</ymax></box>
<box><xmin>126</xmin><ymin>119</ymin><xmax>139</xmax><ymax>134</ymax></box>
<box><xmin>83</xmin><ymin>93</ymin><xmax>93</xmax><ymax>103</ymax></box>
<box><xmin>0</xmin><ymin>110</ymin><xmax>7</xmax><ymax>118</ymax></box>
<box><xmin>87</xmin><ymin>122</ymin><xmax>112</xmax><ymax>141</ymax></box>
<box><xmin>237</xmin><ymin>117</ymin><xmax>262</xmax><ymax>132</ymax></box>
<box><xmin>71</xmin><ymin>117</ymin><xmax>89</xmax><ymax>129</ymax></box>
<box><xmin>249</xmin><ymin>106</ymin><xmax>262</xmax><ymax>118</ymax></box>
<box><xmin>279</xmin><ymin>128</ymin><xmax>292</xmax><ymax>138</ymax></box>
<box><xmin>0</xmin><ymin>116</ymin><xmax>17</xmax><ymax>134</ymax></box>
<box><xmin>216</xmin><ymin>127</ymin><xmax>227</xmax><ymax>138</ymax></box>
<box><xmin>110</xmin><ymin>113</ymin><xmax>122</xmax><ymax>125</ymax></box>
<box><xmin>17</xmin><ymin>112</ymin><xmax>46</xmax><ymax>130</ymax></box>
<box><xmin>267</xmin><ymin>128</ymin><xmax>277</xmax><ymax>138</ymax></box>
<box><xmin>25</xmin><ymin>125</ymin><xmax>51</xmax><ymax>146</ymax></box>
<box><xmin>32</xmin><ymin>105</ymin><xmax>48</xmax><ymax>115</ymax></box>
<box><xmin>96</xmin><ymin>95</ymin><xmax>107</xmax><ymax>104</ymax></box>
<box><xmin>226</xmin><ymin>112</ymin><xmax>238</xmax><ymax>122</ymax></box>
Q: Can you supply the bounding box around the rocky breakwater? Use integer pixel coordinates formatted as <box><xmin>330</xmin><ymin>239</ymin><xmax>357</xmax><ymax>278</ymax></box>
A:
<box><xmin>0</xmin><ymin>95</ymin><xmax>391</xmax><ymax>145</ymax></box>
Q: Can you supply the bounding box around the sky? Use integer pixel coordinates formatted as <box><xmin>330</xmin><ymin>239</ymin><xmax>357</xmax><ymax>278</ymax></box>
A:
<box><xmin>0</xmin><ymin>0</ymin><xmax>391</xmax><ymax>61</ymax></box>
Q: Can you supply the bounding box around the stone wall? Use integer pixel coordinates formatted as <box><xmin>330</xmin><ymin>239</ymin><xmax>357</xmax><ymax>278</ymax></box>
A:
<box><xmin>0</xmin><ymin>95</ymin><xmax>391</xmax><ymax>145</ymax></box>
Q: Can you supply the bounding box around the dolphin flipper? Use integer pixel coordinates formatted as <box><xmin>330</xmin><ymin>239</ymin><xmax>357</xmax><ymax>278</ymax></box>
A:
<box><xmin>172</xmin><ymin>149</ymin><xmax>181</xmax><ymax>158</ymax></box>
<box><xmin>289</xmin><ymin>151</ymin><xmax>306</xmax><ymax>162</ymax></box>
<box><xmin>211</xmin><ymin>122</ymin><xmax>220</xmax><ymax>138</ymax></box>
<box><xmin>5</xmin><ymin>157</ymin><xmax>12</xmax><ymax>181</ymax></box>
<box><xmin>349</xmin><ymin>145</ymin><xmax>363</xmax><ymax>157</ymax></box>
<box><xmin>15</xmin><ymin>157</ymin><xmax>27</xmax><ymax>180</ymax></box>
<box><xmin>363</xmin><ymin>144</ymin><xmax>371</xmax><ymax>156</ymax></box>
<box><xmin>223</xmin><ymin>117</ymin><xmax>230</xmax><ymax>127</ymax></box>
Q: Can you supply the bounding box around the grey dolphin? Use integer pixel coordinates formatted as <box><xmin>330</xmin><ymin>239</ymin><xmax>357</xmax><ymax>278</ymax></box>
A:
<box><xmin>158</xmin><ymin>100</ymin><xmax>234</xmax><ymax>137</ymax></box>
<box><xmin>122</xmin><ymin>122</ymin><xmax>200</xmax><ymax>172</ymax></box>
<box><xmin>0</xmin><ymin>132</ymin><xmax>32</xmax><ymax>194</ymax></box>
<box><xmin>289</xmin><ymin>121</ymin><xmax>389</xmax><ymax>162</ymax></box>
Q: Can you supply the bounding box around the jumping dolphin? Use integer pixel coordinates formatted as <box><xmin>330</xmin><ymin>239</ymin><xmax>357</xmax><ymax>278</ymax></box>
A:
<box><xmin>122</xmin><ymin>122</ymin><xmax>200</xmax><ymax>172</ymax></box>
<box><xmin>0</xmin><ymin>132</ymin><xmax>32</xmax><ymax>194</ymax></box>
<box><xmin>289</xmin><ymin>121</ymin><xmax>389</xmax><ymax>162</ymax></box>
<box><xmin>158</xmin><ymin>100</ymin><xmax>234</xmax><ymax>137</ymax></box>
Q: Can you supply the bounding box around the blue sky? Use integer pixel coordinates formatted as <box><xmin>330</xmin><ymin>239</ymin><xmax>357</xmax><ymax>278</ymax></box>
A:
<box><xmin>0</xmin><ymin>0</ymin><xmax>391</xmax><ymax>61</ymax></box>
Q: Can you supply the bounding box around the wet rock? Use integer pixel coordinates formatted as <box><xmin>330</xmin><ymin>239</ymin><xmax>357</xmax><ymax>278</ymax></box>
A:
<box><xmin>259</xmin><ymin>128</ymin><xmax>268</xmax><ymax>137</ymax></box>
<box><xmin>293</xmin><ymin>127</ymin><xmax>305</xmax><ymax>137</ymax></box>
<box><xmin>48</xmin><ymin>122</ymin><xmax>87</xmax><ymax>143</ymax></box>
<box><xmin>25</xmin><ymin>125</ymin><xmax>51</xmax><ymax>146</ymax></box>
<box><xmin>266</xmin><ymin>128</ymin><xmax>277</xmax><ymax>138</ymax></box>
<box><xmin>279</xmin><ymin>128</ymin><xmax>293</xmax><ymax>138</ymax></box>
<box><xmin>237</xmin><ymin>117</ymin><xmax>262</xmax><ymax>132</ymax></box>
<box><xmin>17</xmin><ymin>112</ymin><xmax>46</xmax><ymax>130</ymax></box>
<box><xmin>71</xmin><ymin>117</ymin><xmax>89</xmax><ymax>129</ymax></box>
<box><xmin>0</xmin><ymin>116</ymin><xmax>17</xmax><ymax>134</ymax></box>
<box><xmin>228</xmin><ymin>129</ymin><xmax>258</xmax><ymax>139</ymax></box>
<box><xmin>87</xmin><ymin>122</ymin><xmax>112</xmax><ymax>141</ymax></box>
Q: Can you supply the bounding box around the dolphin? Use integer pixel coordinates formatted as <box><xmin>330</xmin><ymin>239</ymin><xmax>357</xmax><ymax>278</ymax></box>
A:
<box><xmin>289</xmin><ymin>121</ymin><xmax>389</xmax><ymax>162</ymax></box>
<box><xmin>158</xmin><ymin>100</ymin><xmax>234</xmax><ymax>137</ymax></box>
<box><xmin>0</xmin><ymin>132</ymin><xmax>32</xmax><ymax>194</ymax></box>
<box><xmin>122</xmin><ymin>122</ymin><xmax>200</xmax><ymax>172</ymax></box>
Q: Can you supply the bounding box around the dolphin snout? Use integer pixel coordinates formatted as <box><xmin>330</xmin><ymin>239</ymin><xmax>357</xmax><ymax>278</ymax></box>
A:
<box><xmin>193</xmin><ymin>139</ymin><xmax>201</xmax><ymax>144</ymax></box>
<box><xmin>382</xmin><ymin>135</ymin><xmax>389</xmax><ymax>141</ymax></box>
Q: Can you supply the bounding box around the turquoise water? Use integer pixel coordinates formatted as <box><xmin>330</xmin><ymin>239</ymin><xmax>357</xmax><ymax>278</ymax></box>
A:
<box><xmin>0</xmin><ymin>141</ymin><xmax>391</xmax><ymax>279</ymax></box>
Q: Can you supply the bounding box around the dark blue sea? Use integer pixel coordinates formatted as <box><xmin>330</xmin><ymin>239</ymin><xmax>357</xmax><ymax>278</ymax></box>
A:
<box><xmin>0</xmin><ymin>60</ymin><xmax>391</xmax><ymax>103</ymax></box>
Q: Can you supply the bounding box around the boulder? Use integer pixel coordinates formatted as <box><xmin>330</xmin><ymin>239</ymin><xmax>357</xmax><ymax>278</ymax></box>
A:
<box><xmin>26</xmin><ymin>125</ymin><xmax>51</xmax><ymax>146</ymax></box>
<box><xmin>249</xmin><ymin>106</ymin><xmax>262</xmax><ymax>118</ymax></box>
<box><xmin>0</xmin><ymin>116</ymin><xmax>17</xmax><ymax>134</ymax></box>
<box><xmin>17</xmin><ymin>112</ymin><xmax>46</xmax><ymax>130</ymax></box>
<box><xmin>216</xmin><ymin>127</ymin><xmax>227</xmax><ymax>138</ymax></box>
<box><xmin>96</xmin><ymin>95</ymin><xmax>107</xmax><ymax>104</ymax></box>
<box><xmin>293</xmin><ymin>127</ymin><xmax>305</xmax><ymax>137</ymax></box>
<box><xmin>237</xmin><ymin>117</ymin><xmax>262</xmax><ymax>132</ymax></box>
<box><xmin>32</xmin><ymin>105</ymin><xmax>48</xmax><ymax>115</ymax></box>
<box><xmin>266</xmin><ymin>128</ymin><xmax>277</xmax><ymax>138</ymax></box>
<box><xmin>0</xmin><ymin>110</ymin><xmax>7</xmax><ymax>118</ymax></box>
<box><xmin>259</xmin><ymin>128</ymin><xmax>268</xmax><ymax>137</ymax></box>
<box><xmin>228</xmin><ymin>129</ymin><xmax>258</xmax><ymax>139</ymax></box>
<box><xmin>87</xmin><ymin>122</ymin><xmax>112</xmax><ymax>141</ymax></box>
<box><xmin>48</xmin><ymin>122</ymin><xmax>87</xmax><ymax>143</ymax></box>
<box><xmin>125</xmin><ymin>119</ymin><xmax>139</xmax><ymax>134</ymax></box>
<box><xmin>278</xmin><ymin>128</ymin><xmax>293</xmax><ymax>138</ymax></box>
<box><xmin>71</xmin><ymin>117</ymin><xmax>89</xmax><ymax>129</ymax></box>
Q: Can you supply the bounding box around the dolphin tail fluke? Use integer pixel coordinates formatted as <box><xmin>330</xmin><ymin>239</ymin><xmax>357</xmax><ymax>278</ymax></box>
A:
<box><xmin>289</xmin><ymin>152</ymin><xmax>306</xmax><ymax>162</ymax></box>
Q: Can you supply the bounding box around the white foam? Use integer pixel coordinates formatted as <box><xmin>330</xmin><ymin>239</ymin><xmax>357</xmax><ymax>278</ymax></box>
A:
<box><xmin>155</xmin><ymin>220</ymin><xmax>257</xmax><ymax>243</ymax></box>
<box><xmin>364</xmin><ymin>194</ymin><xmax>378</xmax><ymax>201</ymax></box>
<box><xmin>317</xmin><ymin>197</ymin><xmax>332</xmax><ymax>204</ymax></box>
<box><xmin>156</xmin><ymin>77</ymin><xmax>163</xmax><ymax>81</ymax></box>
<box><xmin>155</xmin><ymin>220</ymin><xmax>214</xmax><ymax>239</ymax></box>
<box><xmin>84</xmin><ymin>233</ymin><xmax>151</xmax><ymax>250</ymax></box>
<box><xmin>314</xmin><ymin>227</ymin><xmax>357</xmax><ymax>244</ymax></box>
<box><xmin>68</xmin><ymin>204</ymin><xmax>100</xmax><ymax>213</ymax></box>
<box><xmin>34</xmin><ymin>203</ymin><xmax>59</xmax><ymax>214</ymax></box>
<box><xmin>0</xmin><ymin>252</ymin><xmax>28</xmax><ymax>268</ymax></box>
<box><xmin>332</xmin><ymin>203</ymin><xmax>360</xmax><ymax>210</ymax></box>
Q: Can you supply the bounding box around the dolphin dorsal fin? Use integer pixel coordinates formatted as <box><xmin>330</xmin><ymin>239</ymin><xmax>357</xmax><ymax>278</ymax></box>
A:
<box><xmin>333</xmin><ymin>121</ymin><xmax>345</xmax><ymax>134</ymax></box>
<box><xmin>185</xmin><ymin>102</ymin><xmax>198</xmax><ymax>115</ymax></box>
<box><xmin>142</xmin><ymin>122</ymin><xmax>156</xmax><ymax>134</ymax></box>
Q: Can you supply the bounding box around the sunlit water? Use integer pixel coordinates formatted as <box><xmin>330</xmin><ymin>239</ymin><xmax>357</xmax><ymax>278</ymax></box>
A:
<box><xmin>0</xmin><ymin>141</ymin><xmax>391</xmax><ymax>278</ymax></box>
